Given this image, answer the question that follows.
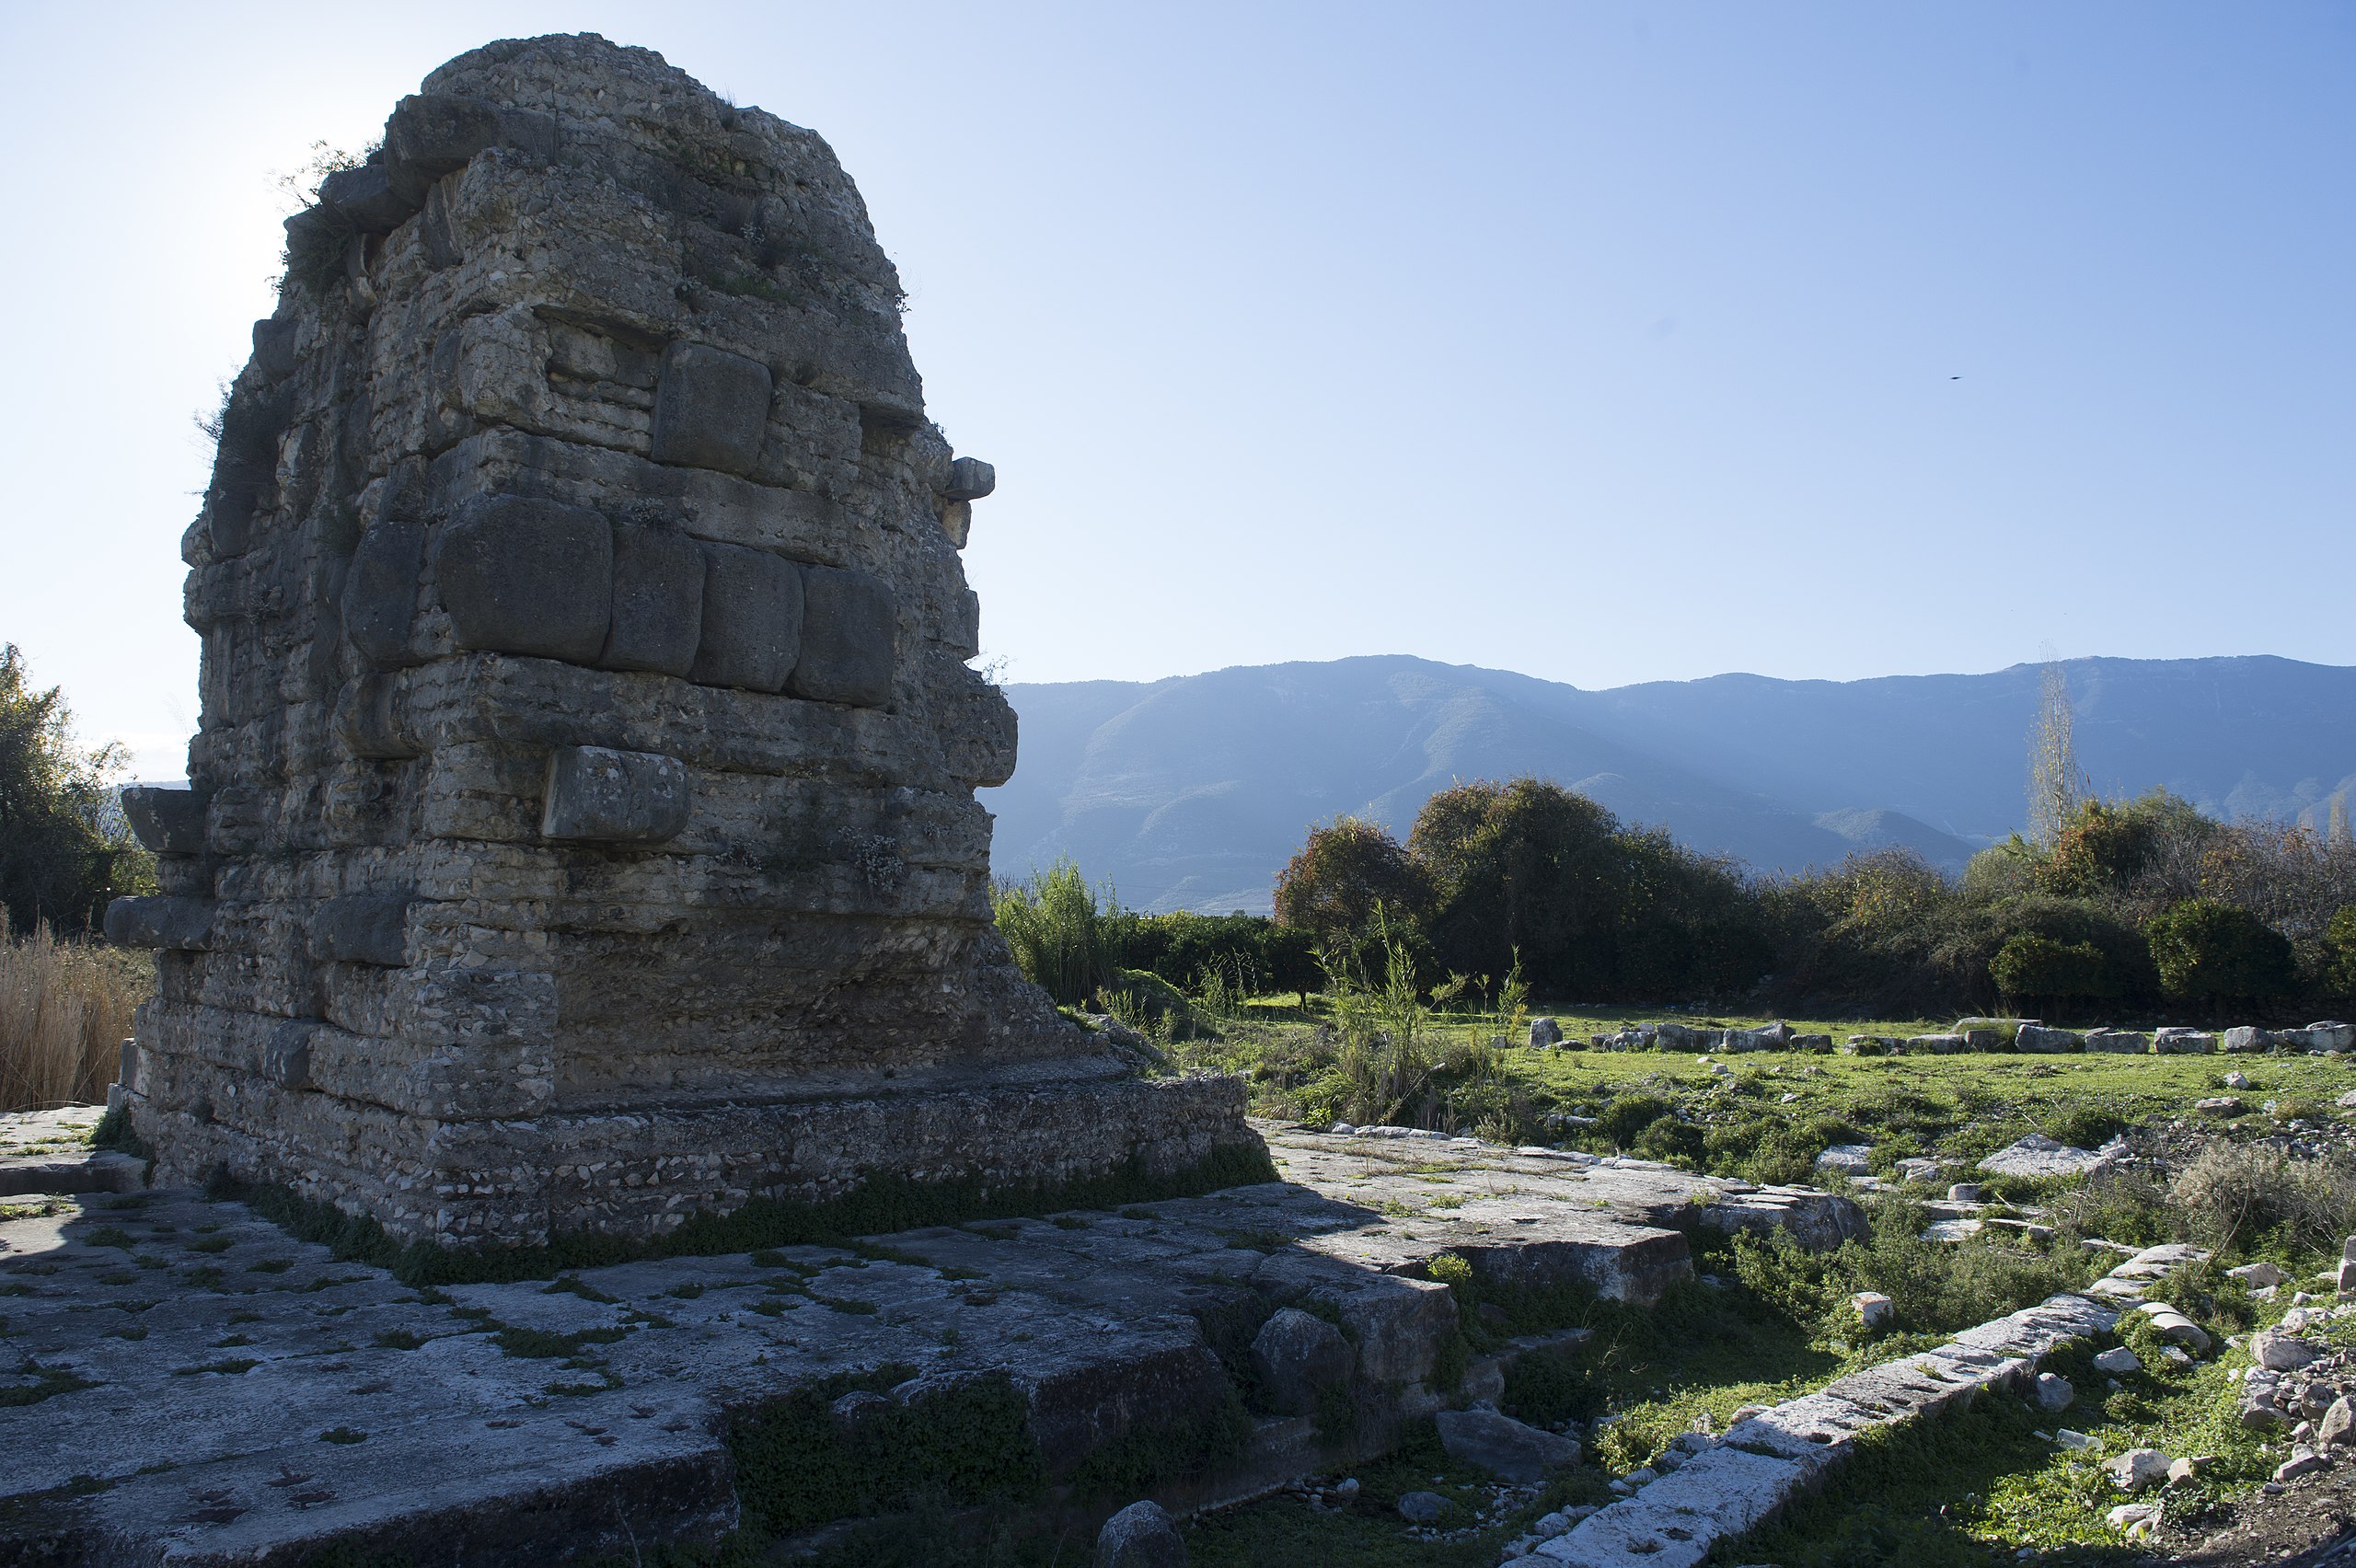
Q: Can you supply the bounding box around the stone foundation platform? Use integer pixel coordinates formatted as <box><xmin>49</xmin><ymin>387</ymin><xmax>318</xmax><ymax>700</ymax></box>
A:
<box><xmin>127</xmin><ymin>1060</ymin><xmax>1253</xmax><ymax>1247</ymax></box>
<box><xmin>0</xmin><ymin>1119</ymin><xmax>1863</xmax><ymax>1565</ymax></box>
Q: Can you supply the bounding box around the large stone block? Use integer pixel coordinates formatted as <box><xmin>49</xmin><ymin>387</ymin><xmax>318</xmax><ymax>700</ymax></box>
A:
<box><xmin>433</xmin><ymin>495</ymin><xmax>613</xmax><ymax>663</ymax></box>
<box><xmin>263</xmin><ymin>1021</ymin><xmax>316</xmax><ymax>1090</ymax></box>
<box><xmin>942</xmin><ymin>456</ymin><xmax>996</xmax><ymax>501</ymax></box>
<box><xmin>651</xmin><ymin>343</ymin><xmax>772</xmax><ymax>475</ymax></box>
<box><xmin>599</xmin><ymin>525</ymin><xmax>704</xmax><ymax>676</ymax></box>
<box><xmin>384</xmin><ymin>94</ymin><xmax>556</xmax><ymax>204</ymax></box>
<box><xmin>121</xmin><ymin>786</ymin><xmax>211</xmax><ymax>856</ymax></box>
<box><xmin>343</xmin><ymin>518</ymin><xmax>428</xmax><ymax>666</ymax></box>
<box><xmin>790</xmin><ymin>566</ymin><xmax>895</xmax><ymax>707</ymax></box>
<box><xmin>104</xmin><ymin>897</ymin><xmax>214</xmax><ymax>951</ymax></box>
<box><xmin>541</xmin><ymin>747</ymin><xmax>691</xmax><ymax>844</ymax></box>
<box><xmin>689</xmin><ymin>543</ymin><xmax>802</xmax><ymax>692</ymax></box>
<box><xmin>317</xmin><ymin>162</ymin><xmax>417</xmax><ymax>234</ymax></box>
<box><xmin>311</xmin><ymin>894</ymin><xmax>412</xmax><ymax>967</ymax></box>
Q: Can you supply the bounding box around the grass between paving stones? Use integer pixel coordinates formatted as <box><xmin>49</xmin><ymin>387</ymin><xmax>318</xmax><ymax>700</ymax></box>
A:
<box><xmin>200</xmin><ymin>1142</ymin><xmax>1277</xmax><ymax>1287</ymax></box>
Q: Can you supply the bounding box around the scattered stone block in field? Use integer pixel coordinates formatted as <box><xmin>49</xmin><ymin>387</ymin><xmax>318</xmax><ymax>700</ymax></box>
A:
<box><xmin>2085</xmin><ymin>1029</ymin><xmax>2151</xmax><ymax>1054</ymax></box>
<box><xmin>2105</xmin><ymin>1448</ymin><xmax>2171</xmax><ymax>1491</ymax></box>
<box><xmin>2134</xmin><ymin>1302</ymin><xmax>2212</xmax><ymax>1352</ymax></box>
<box><xmin>2034</xmin><ymin>1372</ymin><xmax>2076</xmax><ymax>1412</ymax></box>
<box><xmin>2289</xmin><ymin>1021</ymin><xmax>2355</xmax><ymax>1052</ymax></box>
<box><xmin>1435</xmin><ymin>1407</ymin><xmax>1581</xmax><ymax>1483</ymax></box>
<box><xmin>2015</xmin><ymin>1024</ymin><xmax>2083</xmax><ymax>1054</ymax></box>
<box><xmin>1250</xmin><ymin>1307</ymin><xmax>1352</xmax><ymax>1415</ymax></box>
<box><xmin>2154</xmin><ymin>1028</ymin><xmax>2218</xmax><ymax>1055</ymax></box>
<box><xmin>1852</xmin><ymin>1291</ymin><xmax>1893</xmax><ymax>1331</ymax></box>
<box><xmin>1978</xmin><ymin>1134</ymin><xmax>2125</xmax><ymax>1179</ymax></box>
<box><xmin>2230</xmin><ymin>1262</ymin><xmax>2284</xmax><ymax>1288</ymax></box>
<box><xmin>1397</xmin><ymin>1491</ymin><xmax>1451</xmax><ymax>1524</ymax></box>
<box><xmin>2195</xmin><ymin>1097</ymin><xmax>2244</xmax><ymax>1114</ymax></box>
<box><xmin>1094</xmin><ymin>1501</ymin><xmax>1185</xmax><ymax>1568</ymax></box>
<box><xmin>2095</xmin><ymin>1346</ymin><xmax>2142</xmax><ymax>1374</ymax></box>
<box><xmin>1530</xmin><ymin>1016</ymin><xmax>1564</xmax><ymax>1048</ymax></box>
<box><xmin>2275</xmin><ymin>1447</ymin><xmax>2328</xmax><ymax>1482</ymax></box>
<box><xmin>2224</xmin><ymin>1026</ymin><xmax>2276</xmax><ymax>1053</ymax></box>
<box><xmin>2252</xmin><ymin>1330</ymin><xmax>2321</xmax><ymax>1371</ymax></box>
<box><xmin>1816</xmin><ymin>1144</ymin><xmax>1874</xmax><ymax>1175</ymax></box>
<box><xmin>1906</xmin><ymin>1032</ymin><xmax>1967</xmax><ymax>1054</ymax></box>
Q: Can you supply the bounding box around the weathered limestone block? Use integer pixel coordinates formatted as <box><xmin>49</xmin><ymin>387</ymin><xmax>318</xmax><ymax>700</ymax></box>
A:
<box><xmin>651</xmin><ymin>342</ymin><xmax>772</xmax><ymax>474</ymax></box>
<box><xmin>791</xmin><ymin>565</ymin><xmax>895</xmax><ymax>706</ymax></box>
<box><xmin>105</xmin><ymin>896</ymin><xmax>215</xmax><ymax>951</ymax></box>
<box><xmin>122</xmin><ymin>33</ymin><xmax>1252</xmax><ymax>1250</ymax></box>
<box><xmin>540</xmin><ymin>746</ymin><xmax>690</xmax><ymax>844</ymax></box>
<box><xmin>690</xmin><ymin>542</ymin><xmax>803</xmax><ymax>692</ymax></box>
<box><xmin>599</xmin><ymin>525</ymin><xmax>704</xmax><ymax>675</ymax></box>
<box><xmin>433</xmin><ymin>494</ymin><xmax>613</xmax><ymax>662</ymax></box>
<box><xmin>342</xmin><ymin>517</ymin><xmax>428</xmax><ymax>666</ymax></box>
<box><xmin>943</xmin><ymin>455</ymin><xmax>997</xmax><ymax>501</ymax></box>
<box><xmin>121</xmin><ymin>785</ymin><xmax>212</xmax><ymax>855</ymax></box>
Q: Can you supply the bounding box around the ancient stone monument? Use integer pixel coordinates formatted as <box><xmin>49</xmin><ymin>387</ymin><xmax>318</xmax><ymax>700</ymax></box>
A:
<box><xmin>108</xmin><ymin>34</ymin><xmax>1253</xmax><ymax>1247</ymax></box>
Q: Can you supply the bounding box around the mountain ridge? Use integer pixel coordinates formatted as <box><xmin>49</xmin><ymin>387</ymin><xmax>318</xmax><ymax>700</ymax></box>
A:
<box><xmin>981</xmin><ymin>654</ymin><xmax>2356</xmax><ymax>915</ymax></box>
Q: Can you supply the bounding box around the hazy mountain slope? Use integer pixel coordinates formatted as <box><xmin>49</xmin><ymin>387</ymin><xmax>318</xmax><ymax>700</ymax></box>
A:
<box><xmin>1569</xmin><ymin>656</ymin><xmax>2356</xmax><ymax>841</ymax></box>
<box><xmin>984</xmin><ymin>653</ymin><xmax>2356</xmax><ymax>915</ymax></box>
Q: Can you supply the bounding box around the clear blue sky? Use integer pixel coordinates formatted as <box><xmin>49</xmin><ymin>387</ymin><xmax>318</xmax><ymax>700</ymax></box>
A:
<box><xmin>3</xmin><ymin>3</ymin><xmax>2349</xmax><ymax>780</ymax></box>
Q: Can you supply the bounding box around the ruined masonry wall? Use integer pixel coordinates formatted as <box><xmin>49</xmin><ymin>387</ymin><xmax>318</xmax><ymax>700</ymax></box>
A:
<box><xmin>110</xmin><ymin>34</ymin><xmax>1253</xmax><ymax>1246</ymax></box>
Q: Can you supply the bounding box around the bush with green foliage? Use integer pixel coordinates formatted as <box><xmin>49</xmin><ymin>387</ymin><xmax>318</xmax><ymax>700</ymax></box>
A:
<box><xmin>0</xmin><ymin>644</ymin><xmax>153</xmax><ymax>937</ymax></box>
<box><xmin>989</xmin><ymin>859</ymin><xmax>1119</xmax><ymax>1007</ymax></box>
<box><xmin>2146</xmin><ymin>897</ymin><xmax>2297</xmax><ymax>1010</ymax></box>
<box><xmin>1987</xmin><ymin>931</ymin><xmax>2110</xmax><ymax>1009</ymax></box>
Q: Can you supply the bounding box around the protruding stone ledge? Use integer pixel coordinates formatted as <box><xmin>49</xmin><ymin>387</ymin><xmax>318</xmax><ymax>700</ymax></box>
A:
<box><xmin>103</xmin><ymin>895</ymin><xmax>215</xmax><ymax>951</ymax></box>
<box><xmin>121</xmin><ymin>785</ymin><xmax>212</xmax><ymax>855</ymax></box>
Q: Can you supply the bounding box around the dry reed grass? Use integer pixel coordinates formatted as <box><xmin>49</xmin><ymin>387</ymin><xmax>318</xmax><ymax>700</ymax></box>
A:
<box><xmin>0</xmin><ymin>923</ymin><xmax>148</xmax><ymax>1112</ymax></box>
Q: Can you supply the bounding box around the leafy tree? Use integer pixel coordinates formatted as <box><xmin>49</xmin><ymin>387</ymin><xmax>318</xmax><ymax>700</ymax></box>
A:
<box><xmin>0</xmin><ymin>645</ymin><xmax>152</xmax><ymax>936</ymax></box>
<box><xmin>2145</xmin><ymin>898</ymin><xmax>2296</xmax><ymax>1013</ymax></box>
<box><xmin>1409</xmin><ymin>779</ymin><xmax>1632</xmax><ymax>999</ymax></box>
<box><xmin>1273</xmin><ymin>817</ymin><xmax>1427</xmax><ymax>948</ymax></box>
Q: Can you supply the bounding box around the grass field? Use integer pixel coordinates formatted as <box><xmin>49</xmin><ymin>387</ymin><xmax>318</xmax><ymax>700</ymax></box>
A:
<box><xmin>1152</xmin><ymin>995</ymin><xmax>2356</xmax><ymax>1565</ymax></box>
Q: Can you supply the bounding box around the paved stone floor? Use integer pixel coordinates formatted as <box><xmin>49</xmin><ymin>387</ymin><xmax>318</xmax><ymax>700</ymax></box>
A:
<box><xmin>0</xmin><ymin>1118</ymin><xmax>1861</xmax><ymax>1564</ymax></box>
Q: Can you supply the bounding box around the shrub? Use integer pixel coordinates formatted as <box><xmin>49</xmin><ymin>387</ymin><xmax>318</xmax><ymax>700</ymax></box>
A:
<box><xmin>2170</xmin><ymin>1143</ymin><xmax>2356</xmax><ymax>1256</ymax></box>
<box><xmin>2147</xmin><ymin>898</ymin><xmax>2297</xmax><ymax>1010</ymax></box>
<box><xmin>989</xmin><ymin>859</ymin><xmax>1120</xmax><ymax>1007</ymax></box>
<box><xmin>2327</xmin><ymin>905</ymin><xmax>2356</xmax><ymax>998</ymax></box>
<box><xmin>1598</xmin><ymin>1093</ymin><xmax>1673</xmax><ymax>1150</ymax></box>
<box><xmin>1988</xmin><ymin>932</ymin><xmax>2110</xmax><ymax>1009</ymax></box>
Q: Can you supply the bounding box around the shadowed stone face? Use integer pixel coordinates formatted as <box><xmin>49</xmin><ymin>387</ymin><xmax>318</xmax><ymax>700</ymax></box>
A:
<box><xmin>114</xmin><ymin>31</ymin><xmax>1254</xmax><ymax>1248</ymax></box>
